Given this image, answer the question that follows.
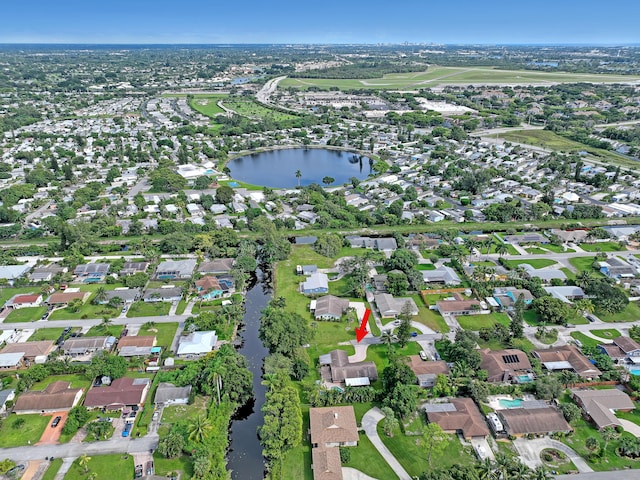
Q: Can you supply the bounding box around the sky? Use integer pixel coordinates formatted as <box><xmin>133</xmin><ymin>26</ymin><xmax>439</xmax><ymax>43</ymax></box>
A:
<box><xmin>2</xmin><ymin>0</ymin><xmax>639</xmax><ymax>45</ymax></box>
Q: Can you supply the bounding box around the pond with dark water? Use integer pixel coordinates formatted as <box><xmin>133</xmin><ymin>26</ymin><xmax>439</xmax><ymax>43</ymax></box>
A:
<box><xmin>227</xmin><ymin>148</ymin><xmax>373</xmax><ymax>188</ymax></box>
<box><xmin>227</xmin><ymin>268</ymin><xmax>271</xmax><ymax>480</ymax></box>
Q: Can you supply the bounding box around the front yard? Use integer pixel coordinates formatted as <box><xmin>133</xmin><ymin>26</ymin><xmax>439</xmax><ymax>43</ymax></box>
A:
<box><xmin>64</xmin><ymin>454</ymin><xmax>134</xmax><ymax>480</ymax></box>
<box><xmin>139</xmin><ymin>322</ymin><xmax>179</xmax><ymax>349</ymax></box>
<box><xmin>456</xmin><ymin>312</ymin><xmax>510</xmax><ymax>330</ymax></box>
<box><xmin>0</xmin><ymin>414</ymin><xmax>50</xmax><ymax>447</ymax></box>
<box><xmin>126</xmin><ymin>301</ymin><xmax>171</xmax><ymax>318</ymax></box>
<box><xmin>4</xmin><ymin>306</ymin><xmax>47</xmax><ymax>323</ymax></box>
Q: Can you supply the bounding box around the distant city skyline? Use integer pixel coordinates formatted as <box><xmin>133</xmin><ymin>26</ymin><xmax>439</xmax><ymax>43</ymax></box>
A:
<box><xmin>3</xmin><ymin>0</ymin><xmax>640</xmax><ymax>45</ymax></box>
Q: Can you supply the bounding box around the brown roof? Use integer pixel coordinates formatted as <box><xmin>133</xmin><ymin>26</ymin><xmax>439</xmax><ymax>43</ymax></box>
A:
<box><xmin>598</xmin><ymin>344</ymin><xmax>626</xmax><ymax>359</ymax></box>
<box><xmin>117</xmin><ymin>336</ymin><xmax>156</xmax><ymax>349</ymax></box>
<box><xmin>84</xmin><ymin>377</ymin><xmax>150</xmax><ymax>408</ymax></box>
<box><xmin>14</xmin><ymin>381</ymin><xmax>82</xmax><ymax>412</ymax></box>
<box><xmin>314</xmin><ymin>295</ymin><xmax>349</xmax><ymax>318</ymax></box>
<box><xmin>498</xmin><ymin>407</ymin><xmax>571</xmax><ymax>436</ymax></box>
<box><xmin>312</xmin><ymin>447</ymin><xmax>343</xmax><ymax>480</ymax></box>
<box><xmin>613</xmin><ymin>336</ymin><xmax>640</xmax><ymax>353</ymax></box>
<box><xmin>1</xmin><ymin>340</ymin><xmax>55</xmax><ymax>360</ymax></box>
<box><xmin>480</xmin><ymin>349</ymin><xmax>532</xmax><ymax>383</ymax></box>
<box><xmin>47</xmin><ymin>291</ymin><xmax>89</xmax><ymax>304</ymax></box>
<box><xmin>571</xmin><ymin>388</ymin><xmax>635</xmax><ymax>429</ymax></box>
<box><xmin>195</xmin><ymin>276</ymin><xmax>221</xmax><ymax>291</ymax></box>
<box><xmin>407</xmin><ymin>356</ymin><xmax>450</xmax><ymax>376</ymax></box>
<box><xmin>436</xmin><ymin>299</ymin><xmax>482</xmax><ymax>313</ymax></box>
<box><xmin>13</xmin><ymin>294</ymin><xmax>41</xmax><ymax>304</ymax></box>
<box><xmin>309</xmin><ymin>406</ymin><xmax>358</xmax><ymax>447</ymax></box>
<box><xmin>319</xmin><ymin>349</ymin><xmax>378</xmax><ymax>383</ymax></box>
<box><xmin>533</xmin><ymin>345</ymin><xmax>601</xmax><ymax>378</ymax></box>
<box><xmin>425</xmin><ymin>398</ymin><xmax>489</xmax><ymax>438</ymax></box>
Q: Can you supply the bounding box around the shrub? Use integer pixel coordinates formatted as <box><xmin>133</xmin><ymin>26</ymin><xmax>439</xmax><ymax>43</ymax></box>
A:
<box><xmin>11</xmin><ymin>418</ymin><xmax>25</xmax><ymax>429</ymax></box>
<box><xmin>339</xmin><ymin>447</ymin><xmax>351</xmax><ymax>464</ymax></box>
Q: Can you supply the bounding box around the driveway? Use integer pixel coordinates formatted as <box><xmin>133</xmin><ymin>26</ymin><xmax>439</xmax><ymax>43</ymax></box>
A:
<box><xmin>37</xmin><ymin>412</ymin><xmax>68</xmax><ymax>445</ymax></box>
<box><xmin>342</xmin><ymin>467</ymin><xmax>379</xmax><ymax>480</ymax></box>
<box><xmin>618</xmin><ymin>418</ymin><xmax>640</xmax><ymax>437</ymax></box>
<box><xmin>361</xmin><ymin>408</ymin><xmax>411</xmax><ymax>480</ymax></box>
<box><xmin>513</xmin><ymin>437</ymin><xmax>592</xmax><ymax>473</ymax></box>
<box><xmin>470</xmin><ymin>437</ymin><xmax>495</xmax><ymax>461</ymax></box>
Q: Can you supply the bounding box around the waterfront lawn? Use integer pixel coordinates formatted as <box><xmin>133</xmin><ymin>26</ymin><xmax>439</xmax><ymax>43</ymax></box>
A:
<box><xmin>65</xmin><ymin>454</ymin><xmax>134</xmax><ymax>480</ymax></box>
<box><xmin>503</xmin><ymin>258</ymin><xmax>557</xmax><ymax>269</ymax></box>
<box><xmin>4</xmin><ymin>306</ymin><xmax>47</xmax><ymax>323</ymax></box>
<box><xmin>456</xmin><ymin>312</ymin><xmax>510</xmax><ymax>330</ymax></box>
<box><xmin>579</xmin><ymin>242</ymin><xmax>625</xmax><ymax>252</ymax></box>
<box><xmin>42</xmin><ymin>458</ymin><xmax>63</xmax><ymax>480</ymax></box>
<box><xmin>0</xmin><ymin>414</ymin><xmax>50</xmax><ymax>447</ymax></box>
<box><xmin>597</xmin><ymin>302</ymin><xmax>640</xmax><ymax>323</ymax></box>
<box><xmin>126</xmin><ymin>301</ymin><xmax>171</xmax><ymax>318</ymax></box>
<box><xmin>139</xmin><ymin>322</ymin><xmax>178</xmax><ymax>349</ymax></box>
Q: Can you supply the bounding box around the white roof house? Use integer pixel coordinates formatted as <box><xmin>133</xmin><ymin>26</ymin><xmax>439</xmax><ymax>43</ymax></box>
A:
<box><xmin>0</xmin><ymin>352</ymin><xmax>24</xmax><ymax>369</ymax></box>
<box><xmin>177</xmin><ymin>331</ymin><xmax>218</xmax><ymax>357</ymax></box>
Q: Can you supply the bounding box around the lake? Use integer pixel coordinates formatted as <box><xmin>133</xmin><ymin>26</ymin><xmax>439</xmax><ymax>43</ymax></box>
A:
<box><xmin>227</xmin><ymin>148</ymin><xmax>373</xmax><ymax>188</ymax></box>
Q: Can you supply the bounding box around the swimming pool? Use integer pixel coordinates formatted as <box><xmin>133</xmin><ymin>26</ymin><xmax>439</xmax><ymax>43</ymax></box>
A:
<box><xmin>499</xmin><ymin>399</ymin><xmax>524</xmax><ymax>409</ymax></box>
<box><xmin>228</xmin><ymin>181</ymin><xmax>240</xmax><ymax>187</ymax></box>
<box><xmin>629</xmin><ymin>368</ymin><xmax>640</xmax><ymax>376</ymax></box>
<box><xmin>517</xmin><ymin>374</ymin><xmax>533</xmax><ymax>383</ymax></box>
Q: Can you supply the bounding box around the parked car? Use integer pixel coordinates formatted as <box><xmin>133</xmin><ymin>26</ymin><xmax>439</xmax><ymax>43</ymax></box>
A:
<box><xmin>145</xmin><ymin>461</ymin><xmax>154</xmax><ymax>476</ymax></box>
<box><xmin>411</xmin><ymin>331</ymin><xmax>418</xmax><ymax>337</ymax></box>
<box><xmin>122</xmin><ymin>423</ymin><xmax>132</xmax><ymax>437</ymax></box>
<box><xmin>51</xmin><ymin>416</ymin><xmax>62</xmax><ymax>428</ymax></box>
<box><xmin>419</xmin><ymin>351</ymin><xmax>427</xmax><ymax>361</ymax></box>
<box><xmin>135</xmin><ymin>464</ymin><xmax>143</xmax><ymax>478</ymax></box>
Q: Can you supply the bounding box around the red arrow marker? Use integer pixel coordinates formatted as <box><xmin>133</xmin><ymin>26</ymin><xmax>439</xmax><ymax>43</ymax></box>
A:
<box><xmin>355</xmin><ymin>309</ymin><xmax>371</xmax><ymax>343</ymax></box>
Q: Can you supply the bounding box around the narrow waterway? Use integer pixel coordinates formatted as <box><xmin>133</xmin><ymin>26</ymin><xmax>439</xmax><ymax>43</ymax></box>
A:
<box><xmin>227</xmin><ymin>268</ymin><xmax>271</xmax><ymax>480</ymax></box>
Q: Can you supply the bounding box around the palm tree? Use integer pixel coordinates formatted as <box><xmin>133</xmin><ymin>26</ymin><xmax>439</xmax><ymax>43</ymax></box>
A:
<box><xmin>495</xmin><ymin>242</ymin><xmax>508</xmax><ymax>258</ymax></box>
<box><xmin>78</xmin><ymin>454</ymin><xmax>91</xmax><ymax>473</ymax></box>
<box><xmin>295</xmin><ymin>170</ymin><xmax>302</xmax><ymax>187</ymax></box>
<box><xmin>99</xmin><ymin>316</ymin><xmax>113</xmax><ymax>334</ymax></box>
<box><xmin>93</xmin><ymin>286</ymin><xmax>108</xmax><ymax>305</ymax></box>
<box><xmin>574</xmin><ymin>299</ymin><xmax>595</xmax><ymax>316</ymax></box>
<box><xmin>532</xmin><ymin>466</ymin><xmax>552</xmax><ymax>480</ymax></box>
<box><xmin>380</xmin><ymin>330</ymin><xmax>394</xmax><ymax>355</ymax></box>
<box><xmin>187</xmin><ymin>415</ymin><xmax>213</xmax><ymax>444</ymax></box>
<box><xmin>464</xmin><ymin>238</ymin><xmax>479</xmax><ymax>257</ymax></box>
<box><xmin>475</xmin><ymin>458</ymin><xmax>495</xmax><ymax>480</ymax></box>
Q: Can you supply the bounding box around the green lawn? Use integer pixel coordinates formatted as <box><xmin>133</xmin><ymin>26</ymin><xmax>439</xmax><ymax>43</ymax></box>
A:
<box><xmin>154</xmin><ymin>454</ymin><xmax>193</xmax><ymax>480</ymax></box>
<box><xmin>523</xmin><ymin>309</ymin><xmax>543</xmax><ymax>326</ymax></box>
<box><xmin>328</xmin><ymin>275</ymin><xmax>353</xmax><ymax>297</ymax></box>
<box><xmin>570</xmin><ymin>332</ymin><xmax>600</xmax><ymax>349</ymax></box>
<box><xmin>560</xmin><ymin>268</ymin><xmax>576</xmax><ymax>281</ymax></box>
<box><xmin>139</xmin><ymin>322</ymin><xmax>178</xmax><ymax>349</ymax></box>
<box><xmin>160</xmin><ymin>396</ymin><xmax>208</xmax><ymax>425</ymax></box>
<box><xmin>596</xmin><ymin>301</ymin><xmax>640</xmax><ymax>323</ymax></box>
<box><xmin>175</xmin><ymin>299</ymin><xmax>187</xmax><ymax>315</ymax></box>
<box><xmin>31</xmin><ymin>374</ymin><xmax>91</xmax><ymax>391</ymax></box>
<box><xmin>457</xmin><ymin>312</ymin><xmax>511</xmax><ymax>330</ymax></box>
<box><xmin>0</xmin><ymin>414</ymin><xmax>50</xmax><ymax>447</ymax></box>
<box><xmin>64</xmin><ymin>454</ymin><xmax>134</xmax><ymax>480</ymax></box>
<box><xmin>126</xmin><ymin>301</ymin><xmax>171</xmax><ymax>318</ymax></box>
<box><xmin>0</xmin><ymin>287</ymin><xmax>41</xmax><ymax>307</ymax></box>
<box><xmin>579</xmin><ymin>242</ymin><xmax>625</xmax><ymax>252</ymax></box>
<box><xmin>525</xmin><ymin>247</ymin><xmax>547</xmax><ymax>255</ymax></box>
<box><xmin>366</xmin><ymin>343</ymin><xmax>421</xmax><ymax>380</ymax></box>
<box><xmin>503</xmin><ymin>258</ymin><xmax>558</xmax><ymax>269</ymax></box>
<box><xmin>412</xmin><ymin>294</ymin><xmax>449</xmax><ymax>333</ymax></box>
<box><xmin>544</xmin><ymin>244</ymin><xmax>575</xmax><ymax>253</ymax></box>
<box><xmin>4</xmin><ymin>306</ymin><xmax>47</xmax><ymax>323</ymax></box>
<box><xmin>589</xmin><ymin>328</ymin><xmax>621</xmax><ymax>339</ymax></box>
<box><xmin>42</xmin><ymin>458</ymin><xmax>63</xmax><ymax>480</ymax></box>
<box><xmin>48</xmin><ymin>302</ymin><xmax>119</xmax><ymax>321</ymax></box>
<box><xmin>568</xmin><ymin>257</ymin><xmax>602</xmax><ymax>276</ymax></box>
<box><xmin>30</xmin><ymin>327</ymin><xmax>67</xmax><ymax>341</ymax></box>
<box><xmin>222</xmin><ymin>98</ymin><xmax>299</xmax><ymax>121</ymax></box>
<box><xmin>85</xmin><ymin>324</ymin><xmax>124</xmax><ymax>337</ymax></box>
<box><xmin>416</xmin><ymin>264</ymin><xmax>436</xmax><ymax>271</ymax></box>
<box><xmin>281</xmin><ymin>441</ymin><xmax>314</xmax><ymax>480</ymax></box>
<box><xmin>346</xmin><ymin>432</ymin><xmax>399</xmax><ymax>479</ymax></box>
<box><xmin>188</xmin><ymin>94</ymin><xmax>228</xmax><ymax>117</ymax></box>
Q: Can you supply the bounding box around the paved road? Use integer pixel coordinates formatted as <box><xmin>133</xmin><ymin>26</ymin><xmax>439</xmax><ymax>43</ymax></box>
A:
<box><xmin>556</xmin><ymin>472</ymin><xmax>640</xmax><ymax>480</ymax></box>
<box><xmin>0</xmin><ymin>434</ymin><xmax>158</xmax><ymax>463</ymax></box>
<box><xmin>361</xmin><ymin>408</ymin><xmax>410</xmax><ymax>480</ymax></box>
<box><xmin>1</xmin><ymin>314</ymin><xmax>190</xmax><ymax>332</ymax></box>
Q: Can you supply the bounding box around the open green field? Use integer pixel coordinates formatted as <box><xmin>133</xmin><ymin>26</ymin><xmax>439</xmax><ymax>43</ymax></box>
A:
<box><xmin>457</xmin><ymin>312</ymin><xmax>510</xmax><ymax>330</ymax></box>
<box><xmin>568</xmin><ymin>256</ymin><xmax>601</xmax><ymax>275</ymax></box>
<box><xmin>280</xmin><ymin>66</ymin><xmax>640</xmax><ymax>90</ymax></box>
<box><xmin>188</xmin><ymin>94</ymin><xmax>228</xmax><ymax>117</ymax></box>
<box><xmin>503</xmin><ymin>258</ymin><xmax>558</xmax><ymax>269</ymax></box>
<box><xmin>411</xmin><ymin>294</ymin><xmax>449</xmax><ymax>333</ymax></box>
<box><xmin>0</xmin><ymin>414</ymin><xmax>50</xmax><ymax>447</ymax></box>
<box><xmin>4</xmin><ymin>306</ymin><xmax>47</xmax><ymax>323</ymax></box>
<box><xmin>222</xmin><ymin>98</ymin><xmax>299</xmax><ymax>121</ymax></box>
<box><xmin>570</xmin><ymin>332</ymin><xmax>600</xmax><ymax>349</ymax></box>
<box><xmin>64</xmin><ymin>454</ymin><xmax>134</xmax><ymax>480</ymax></box>
<box><xmin>126</xmin><ymin>301</ymin><xmax>171</xmax><ymax>318</ymax></box>
<box><xmin>500</xmin><ymin>129</ymin><xmax>640</xmax><ymax>170</ymax></box>
<box><xmin>579</xmin><ymin>242</ymin><xmax>625</xmax><ymax>252</ymax></box>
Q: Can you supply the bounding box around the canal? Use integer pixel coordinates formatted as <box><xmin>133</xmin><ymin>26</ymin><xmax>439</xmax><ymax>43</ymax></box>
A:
<box><xmin>227</xmin><ymin>268</ymin><xmax>271</xmax><ymax>480</ymax></box>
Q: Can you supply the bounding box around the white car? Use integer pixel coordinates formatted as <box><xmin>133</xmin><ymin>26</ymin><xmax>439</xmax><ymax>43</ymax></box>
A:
<box><xmin>419</xmin><ymin>351</ymin><xmax>427</xmax><ymax>361</ymax></box>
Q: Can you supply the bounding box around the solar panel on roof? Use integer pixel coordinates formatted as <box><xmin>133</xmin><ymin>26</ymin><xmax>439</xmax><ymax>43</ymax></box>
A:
<box><xmin>502</xmin><ymin>354</ymin><xmax>520</xmax><ymax>364</ymax></box>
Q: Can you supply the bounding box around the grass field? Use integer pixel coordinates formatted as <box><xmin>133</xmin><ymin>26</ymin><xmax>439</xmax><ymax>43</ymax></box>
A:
<box><xmin>570</xmin><ymin>332</ymin><xmax>600</xmax><ymax>349</ymax></box>
<box><xmin>64</xmin><ymin>454</ymin><xmax>134</xmax><ymax>480</ymax></box>
<box><xmin>126</xmin><ymin>301</ymin><xmax>171</xmax><ymax>318</ymax></box>
<box><xmin>32</xmin><ymin>374</ymin><xmax>91</xmax><ymax>391</ymax></box>
<box><xmin>568</xmin><ymin>257</ymin><xmax>601</xmax><ymax>275</ymax></box>
<box><xmin>456</xmin><ymin>312</ymin><xmax>511</xmax><ymax>330</ymax></box>
<box><xmin>500</xmin><ymin>129</ymin><xmax>640</xmax><ymax>170</ymax></box>
<box><xmin>4</xmin><ymin>306</ymin><xmax>47</xmax><ymax>323</ymax></box>
<box><xmin>42</xmin><ymin>458</ymin><xmax>63</xmax><ymax>480</ymax></box>
<box><xmin>0</xmin><ymin>414</ymin><xmax>50</xmax><ymax>447</ymax></box>
<box><xmin>589</xmin><ymin>328</ymin><xmax>621</xmax><ymax>339</ymax></box>
<box><xmin>222</xmin><ymin>98</ymin><xmax>299</xmax><ymax>121</ymax></box>
<box><xmin>30</xmin><ymin>327</ymin><xmax>67</xmax><ymax>341</ymax></box>
<box><xmin>503</xmin><ymin>258</ymin><xmax>558</xmax><ymax>269</ymax></box>
<box><xmin>188</xmin><ymin>94</ymin><xmax>228</xmax><ymax>117</ymax></box>
<box><xmin>412</xmin><ymin>294</ymin><xmax>449</xmax><ymax>333</ymax></box>
<box><xmin>597</xmin><ymin>301</ymin><xmax>640</xmax><ymax>323</ymax></box>
<box><xmin>139</xmin><ymin>322</ymin><xmax>178</xmax><ymax>349</ymax></box>
<box><xmin>85</xmin><ymin>324</ymin><xmax>124</xmax><ymax>337</ymax></box>
<box><xmin>280</xmin><ymin>66</ymin><xmax>640</xmax><ymax>90</ymax></box>
<box><xmin>48</xmin><ymin>301</ymin><xmax>120</xmax><ymax>321</ymax></box>
<box><xmin>579</xmin><ymin>242</ymin><xmax>625</xmax><ymax>252</ymax></box>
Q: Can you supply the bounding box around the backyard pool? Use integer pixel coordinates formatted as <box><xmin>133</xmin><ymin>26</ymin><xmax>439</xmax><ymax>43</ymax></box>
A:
<box><xmin>629</xmin><ymin>368</ymin><xmax>640</xmax><ymax>376</ymax></box>
<box><xmin>499</xmin><ymin>399</ymin><xmax>524</xmax><ymax>409</ymax></box>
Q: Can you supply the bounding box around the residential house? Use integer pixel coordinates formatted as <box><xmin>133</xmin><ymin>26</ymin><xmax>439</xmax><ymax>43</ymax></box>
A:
<box><xmin>177</xmin><ymin>331</ymin><xmax>218</xmax><ymax>357</ymax></box>
<box><xmin>195</xmin><ymin>276</ymin><xmax>224</xmax><ymax>300</ymax></box>
<box><xmin>0</xmin><ymin>352</ymin><xmax>24</xmax><ymax>369</ymax></box>
<box><xmin>599</xmin><ymin>258</ymin><xmax>636</xmax><ymax>280</ymax></box>
<box><xmin>198</xmin><ymin>258</ymin><xmax>235</xmax><ymax>275</ymax></box>
<box><xmin>28</xmin><ymin>264</ymin><xmax>66</xmax><ymax>282</ymax></box>
<box><xmin>319</xmin><ymin>349</ymin><xmax>378</xmax><ymax>386</ymax></box>
<box><xmin>479</xmin><ymin>349</ymin><xmax>533</xmax><ymax>383</ymax></box>
<box><xmin>503</xmin><ymin>233</ymin><xmax>548</xmax><ymax>244</ymax></box>
<box><xmin>154</xmin><ymin>383</ymin><xmax>192</xmax><ymax>405</ymax></box>
<box><xmin>571</xmin><ymin>388</ymin><xmax>635</xmax><ymax>429</ymax></box>
<box><xmin>143</xmin><ymin>287</ymin><xmax>182</xmax><ymax>303</ymax></box>
<box><xmin>543</xmin><ymin>286</ymin><xmax>586</xmax><ymax>304</ymax></box>
<box><xmin>155</xmin><ymin>259</ymin><xmax>197</xmax><ymax>280</ymax></box>
<box><xmin>407</xmin><ymin>356</ymin><xmax>450</xmax><ymax>388</ymax></box>
<box><xmin>5</xmin><ymin>294</ymin><xmax>43</xmax><ymax>309</ymax></box>
<box><xmin>309</xmin><ymin>406</ymin><xmax>358</xmax><ymax>480</ymax></box>
<box><xmin>312</xmin><ymin>295</ymin><xmax>349</xmax><ymax>320</ymax></box>
<box><xmin>598</xmin><ymin>336</ymin><xmax>640</xmax><ymax>365</ymax></box>
<box><xmin>120</xmin><ymin>262</ymin><xmax>149</xmax><ymax>276</ymax></box>
<box><xmin>73</xmin><ymin>263</ymin><xmax>110</xmax><ymax>282</ymax></box>
<box><xmin>0</xmin><ymin>265</ymin><xmax>31</xmax><ymax>282</ymax></box>
<box><xmin>421</xmin><ymin>266</ymin><xmax>461</xmax><ymax>286</ymax></box>
<box><xmin>345</xmin><ymin>236</ymin><xmax>397</xmax><ymax>252</ymax></box>
<box><xmin>84</xmin><ymin>377</ymin><xmax>151</xmax><ymax>409</ymax></box>
<box><xmin>519</xmin><ymin>263</ymin><xmax>567</xmax><ymax>283</ymax></box>
<box><xmin>0</xmin><ymin>389</ymin><xmax>15</xmax><ymax>414</ymax></box>
<box><xmin>311</xmin><ymin>447</ymin><xmax>343</xmax><ymax>480</ymax></box>
<box><xmin>46</xmin><ymin>291</ymin><xmax>91</xmax><ymax>306</ymax></box>
<box><xmin>435</xmin><ymin>293</ymin><xmax>483</xmax><ymax>316</ymax></box>
<box><xmin>0</xmin><ymin>341</ymin><xmax>55</xmax><ymax>363</ymax></box>
<box><xmin>374</xmin><ymin>293</ymin><xmax>418</xmax><ymax>318</ymax></box>
<box><xmin>301</xmin><ymin>272</ymin><xmax>329</xmax><ymax>295</ymax></box>
<box><xmin>424</xmin><ymin>398</ymin><xmax>489</xmax><ymax>439</ymax></box>
<box><xmin>498</xmin><ymin>406</ymin><xmax>571</xmax><ymax>437</ymax></box>
<box><xmin>492</xmin><ymin>288</ymin><xmax>534</xmax><ymax>310</ymax></box>
<box><xmin>14</xmin><ymin>381</ymin><xmax>83</xmax><ymax>414</ymax></box>
<box><xmin>532</xmin><ymin>345</ymin><xmax>601</xmax><ymax>379</ymax></box>
<box><xmin>62</xmin><ymin>336</ymin><xmax>114</xmax><ymax>357</ymax></box>
<box><xmin>117</xmin><ymin>336</ymin><xmax>157</xmax><ymax>357</ymax></box>
<box><xmin>101</xmin><ymin>288</ymin><xmax>141</xmax><ymax>304</ymax></box>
